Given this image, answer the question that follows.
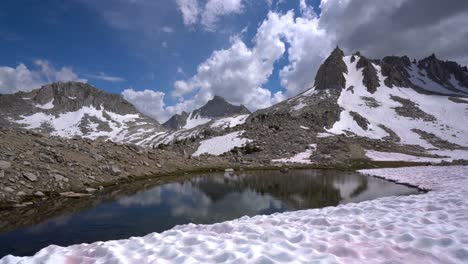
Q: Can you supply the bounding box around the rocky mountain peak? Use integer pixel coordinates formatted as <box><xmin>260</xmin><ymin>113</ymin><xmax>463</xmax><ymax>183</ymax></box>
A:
<box><xmin>195</xmin><ymin>95</ymin><xmax>250</xmax><ymax>118</ymax></box>
<box><xmin>13</xmin><ymin>82</ymin><xmax>140</xmax><ymax>115</ymax></box>
<box><xmin>417</xmin><ymin>54</ymin><xmax>468</xmax><ymax>90</ymax></box>
<box><xmin>163</xmin><ymin>95</ymin><xmax>251</xmax><ymax>130</ymax></box>
<box><xmin>314</xmin><ymin>46</ymin><xmax>348</xmax><ymax>90</ymax></box>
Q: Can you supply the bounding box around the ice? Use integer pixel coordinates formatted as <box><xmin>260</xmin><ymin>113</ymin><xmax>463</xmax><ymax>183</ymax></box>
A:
<box><xmin>299</xmin><ymin>126</ymin><xmax>309</xmax><ymax>130</ymax></box>
<box><xmin>3</xmin><ymin>166</ymin><xmax>468</xmax><ymax>264</ymax></box>
<box><xmin>272</xmin><ymin>144</ymin><xmax>316</xmax><ymax>164</ymax></box>
<box><xmin>34</xmin><ymin>99</ymin><xmax>54</xmax><ymax>110</ymax></box>
<box><xmin>210</xmin><ymin>115</ymin><xmax>249</xmax><ymax>129</ymax></box>
<box><xmin>192</xmin><ymin>131</ymin><xmax>251</xmax><ymax>156</ymax></box>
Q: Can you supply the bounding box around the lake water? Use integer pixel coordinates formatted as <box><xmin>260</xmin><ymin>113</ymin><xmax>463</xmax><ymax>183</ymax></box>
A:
<box><xmin>0</xmin><ymin>169</ymin><xmax>420</xmax><ymax>257</ymax></box>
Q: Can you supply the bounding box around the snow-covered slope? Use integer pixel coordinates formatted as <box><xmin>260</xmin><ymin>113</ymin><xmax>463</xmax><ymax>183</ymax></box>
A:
<box><xmin>0</xmin><ymin>82</ymin><xmax>164</xmax><ymax>144</ymax></box>
<box><xmin>241</xmin><ymin>48</ymin><xmax>468</xmax><ymax>164</ymax></box>
<box><xmin>327</xmin><ymin>55</ymin><xmax>468</xmax><ymax>149</ymax></box>
<box><xmin>3</xmin><ymin>166</ymin><xmax>468</xmax><ymax>264</ymax></box>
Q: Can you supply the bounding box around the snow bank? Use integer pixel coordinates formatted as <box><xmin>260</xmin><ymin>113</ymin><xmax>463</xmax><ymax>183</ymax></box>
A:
<box><xmin>272</xmin><ymin>144</ymin><xmax>317</xmax><ymax>164</ymax></box>
<box><xmin>193</xmin><ymin>131</ymin><xmax>251</xmax><ymax>156</ymax></box>
<box><xmin>2</xmin><ymin>166</ymin><xmax>468</xmax><ymax>263</ymax></box>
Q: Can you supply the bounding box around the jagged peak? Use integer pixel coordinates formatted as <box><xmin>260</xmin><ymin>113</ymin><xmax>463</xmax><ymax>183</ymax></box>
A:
<box><xmin>314</xmin><ymin>46</ymin><xmax>347</xmax><ymax>90</ymax></box>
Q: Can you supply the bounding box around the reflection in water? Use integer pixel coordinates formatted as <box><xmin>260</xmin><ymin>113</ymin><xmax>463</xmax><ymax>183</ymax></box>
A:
<box><xmin>0</xmin><ymin>170</ymin><xmax>418</xmax><ymax>257</ymax></box>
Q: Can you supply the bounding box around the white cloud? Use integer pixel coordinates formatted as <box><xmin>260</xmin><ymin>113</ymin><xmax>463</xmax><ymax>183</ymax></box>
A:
<box><xmin>170</xmin><ymin>8</ymin><xmax>331</xmax><ymax>113</ymax></box>
<box><xmin>161</xmin><ymin>26</ymin><xmax>174</xmax><ymax>33</ymax></box>
<box><xmin>122</xmin><ymin>88</ymin><xmax>202</xmax><ymax>123</ymax></box>
<box><xmin>176</xmin><ymin>0</ymin><xmax>200</xmax><ymax>26</ymax></box>
<box><xmin>86</xmin><ymin>72</ymin><xmax>126</xmax><ymax>82</ymax></box>
<box><xmin>122</xmin><ymin>89</ymin><xmax>171</xmax><ymax>122</ymax></box>
<box><xmin>0</xmin><ymin>60</ymin><xmax>86</xmax><ymax>94</ymax></box>
<box><xmin>201</xmin><ymin>0</ymin><xmax>244</xmax><ymax>31</ymax></box>
<box><xmin>162</xmin><ymin>41</ymin><xmax>168</xmax><ymax>48</ymax></box>
<box><xmin>176</xmin><ymin>0</ymin><xmax>245</xmax><ymax>31</ymax></box>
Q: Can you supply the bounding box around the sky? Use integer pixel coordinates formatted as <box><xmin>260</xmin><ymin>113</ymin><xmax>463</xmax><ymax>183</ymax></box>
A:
<box><xmin>1</xmin><ymin>0</ymin><xmax>468</xmax><ymax>123</ymax></box>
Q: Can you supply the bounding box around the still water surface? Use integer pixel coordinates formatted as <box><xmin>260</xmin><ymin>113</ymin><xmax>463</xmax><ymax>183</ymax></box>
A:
<box><xmin>0</xmin><ymin>169</ymin><xmax>419</xmax><ymax>257</ymax></box>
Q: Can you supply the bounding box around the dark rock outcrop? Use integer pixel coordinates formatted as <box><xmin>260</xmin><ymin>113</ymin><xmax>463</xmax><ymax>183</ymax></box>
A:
<box><xmin>356</xmin><ymin>56</ymin><xmax>380</xmax><ymax>93</ymax></box>
<box><xmin>314</xmin><ymin>47</ymin><xmax>348</xmax><ymax>90</ymax></box>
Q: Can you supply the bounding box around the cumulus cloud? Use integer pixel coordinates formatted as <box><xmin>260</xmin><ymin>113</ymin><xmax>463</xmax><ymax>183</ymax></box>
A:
<box><xmin>319</xmin><ymin>0</ymin><xmax>468</xmax><ymax>64</ymax></box>
<box><xmin>176</xmin><ymin>0</ymin><xmax>245</xmax><ymax>31</ymax></box>
<box><xmin>122</xmin><ymin>89</ymin><xmax>172</xmax><ymax>122</ymax></box>
<box><xmin>176</xmin><ymin>0</ymin><xmax>200</xmax><ymax>26</ymax></box>
<box><xmin>0</xmin><ymin>60</ymin><xmax>86</xmax><ymax>94</ymax></box>
<box><xmin>170</xmin><ymin>9</ymin><xmax>331</xmax><ymax>113</ymax></box>
<box><xmin>126</xmin><ymin>0</ymin><xmax>468</xmax><ymax>122</ymax></box>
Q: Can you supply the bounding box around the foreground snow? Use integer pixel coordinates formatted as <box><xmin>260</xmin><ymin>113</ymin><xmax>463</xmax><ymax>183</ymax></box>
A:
<box><xmin>2</xmin><ymin>166</ymin><xmax>468</xmax><ymax>264</ymax></box>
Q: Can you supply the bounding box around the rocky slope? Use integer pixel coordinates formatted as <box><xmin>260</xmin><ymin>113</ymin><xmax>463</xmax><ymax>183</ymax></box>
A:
<box><xmin>177</xmin><ymin>47</ymin><xmax>468</xmax><ymax>165</ymax></box>
<box><xmin>0</xmin><ymin>82</ymin><xmax>164</xmax><ymax>144</ymax></box>
<box><xmin>0</xmin><ymin>127</ymin><xmax>234</xmax><ymax>208</ymax></box>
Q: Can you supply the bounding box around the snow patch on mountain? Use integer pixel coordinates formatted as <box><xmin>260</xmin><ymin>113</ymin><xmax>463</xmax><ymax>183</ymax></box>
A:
<box><xmin>15</xmin><ymin>106</ymin><xmax>143</xmax><ymax>141</ymax></box>
<box><xmin>327</xmin><ymin>56</ymin><xmax>468</xmax><ymax>149</ymax></box>
<box><xmin>193</xmin><ymin>131</ymin><xmax>251</xmax><ymax>156</ymax></box>
<box><xmin>34</xmin><ymin>99</ymin><xmax>54</xmax><ymax>110</ymax></box>
<box><xmin>272</xmin><ymin>144</ymin><xmax>317</xmax><ymax>164</ymax></box>
<box><xmin>210</xmin><ymin>114</ymin><xmax>249</xmax><ymax>129</ymax></box>
<box><xmin>183</xmin><ymin>113</ymin><xmax>212</xmax><ymax>129</ymax></box>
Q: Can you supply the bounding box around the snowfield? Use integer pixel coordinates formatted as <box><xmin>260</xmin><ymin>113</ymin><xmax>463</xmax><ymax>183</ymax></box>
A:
<box><xmin>192</xmin><ymin>131</ymin><xmax>252</xmax><ymax>156</ymax></box>
<box><xmin>2</xmin><ymin>165</ymin><xmax>467</xmax><ymax>264</ymax></box>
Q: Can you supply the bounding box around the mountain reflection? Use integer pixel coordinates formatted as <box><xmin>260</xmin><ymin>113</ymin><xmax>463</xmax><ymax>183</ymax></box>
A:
<box><xmin>0</xmin><ymin>169</ymin><xmax>419</xmax><ymax>257</ymax></box>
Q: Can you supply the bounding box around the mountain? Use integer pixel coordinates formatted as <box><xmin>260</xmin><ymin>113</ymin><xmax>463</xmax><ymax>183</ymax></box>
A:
<box><xmin>179</xmin><ymin>47</ymin><xmax>468</xmax><ymax>165</ymax></box>
<box><xmin>0</xmin><ymin>82</ymin><xmax>164</xmax><ymax>143</ymax></box>
<box><xmin>163</xmin><ymin>95</ymin><xmax>250</xmax><ymax>130</ymax></box>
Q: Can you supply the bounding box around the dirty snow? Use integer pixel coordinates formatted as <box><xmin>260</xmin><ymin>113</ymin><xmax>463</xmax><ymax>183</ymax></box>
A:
<box><xmin>210</xmin><ymin>115</ymin><xmax>249</xmax><ymax>129</ymax></box>
<box><xmin>272</xmin><ymin>144</ymin><xmax>317</xmax><ymax>164</ymax></box>
<box><xmin>3</xmin><ymin>165</ymin><xmax>468</xmax><ymax>264</ymax></box>
<box><xmin>34</xmin><ymin>99</ymin><xmax>54</xmax><ymax>110</ymax></box>
<box><xmin>328</xmin><ymin>56</ymin><xmax>468</xmax><ymax>149</ymax></box>
<box><xmin>192</xmin><ymin>131</ymin><xmax>251</xmax><ymax>156</ymax></box>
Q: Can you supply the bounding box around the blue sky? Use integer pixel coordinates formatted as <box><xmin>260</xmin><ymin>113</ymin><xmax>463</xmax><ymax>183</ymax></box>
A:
<box><xmin>0</xmin><ymin>0</ymin><xmax>319</xmax><ymax>100</ymax></box>
<box><xmin>1</xmin><ymin>0</ymin><xmax>467</xmax><ymax>122</ymax></box>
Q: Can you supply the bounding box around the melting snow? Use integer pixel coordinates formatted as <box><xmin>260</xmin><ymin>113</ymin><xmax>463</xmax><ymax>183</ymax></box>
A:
<box><xmin>299</xmin><ymin>126</ymin><xmax>310</xmax><ymax>130</ymax></box>
<box><xmin>272</xmin><ymin>144</ymin><xmax>317</xmax><ymax>164</ymax></box>
<box><xmin>192</xmin><ymin>131</ymin><xmax>251</xmax><ymax>156</ymax></box>
<box><xmin>3</xmin><ymin>166</ymin><xmax>468</xmax><ymax>263</ymax></box>
<box><xmin>34</xmin><ymin>99</ymin><xmax>54</xmax><ymax>110</ymax></box>
<box><xmin>210</xmin><ymin>115</ymin><xmax>249</xmax><ymax>129</ymax></box>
